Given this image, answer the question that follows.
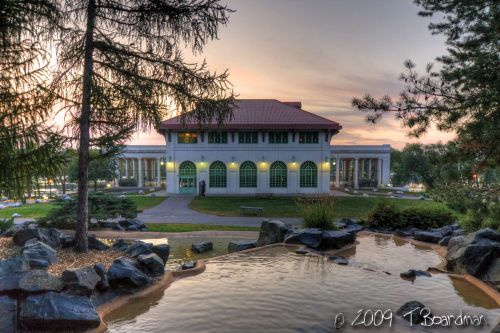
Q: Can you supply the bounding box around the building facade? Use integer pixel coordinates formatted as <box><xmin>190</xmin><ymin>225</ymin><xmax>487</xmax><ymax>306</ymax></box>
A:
<box><xmin>116</xmin><ymin>99</ymin><xmax>391</xmax><ymax>194</ymax></box>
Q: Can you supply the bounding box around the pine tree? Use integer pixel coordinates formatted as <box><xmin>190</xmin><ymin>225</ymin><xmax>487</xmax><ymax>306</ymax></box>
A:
<box><xmin>352</xmin><ymin>0</ymin><xmax>499</xmax><ymax>165</ymax></box>
<box><xmin>55</xmin><ymin>0</ymin><xmax>235</xmax><ymax>252</ymax></box>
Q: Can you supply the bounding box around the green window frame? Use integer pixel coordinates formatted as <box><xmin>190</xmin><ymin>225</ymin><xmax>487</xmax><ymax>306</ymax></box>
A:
<box><xmin>208</xmin><ymin>131</ymin><xmax>228</xmax><ymax>144</ymax></box>
<box><xmin>179</xmin><ymin>161</ymin><xmax>196</xmax><ymax>177</ymax></box>
<box><xmin>239</xmin><ymin>161</ymin><xmax>257</xmax><ymax>188</ymax></box>
<box><xmin>238</xmin><ymin>131</ymin><xmax>258</xmax><ymax>144</ymax></box>
<box><xmin>298</xmin><ymin>131</ymin><xmax>319</xmax><ymax>144</ymax></box>
<box><xmin>270</xmin><ymin>161</ymin><xmax>287</xmax><ymax>188</ymax></box>
<box><xmin>300</xmin><ymin>161</ymin><xmax>318</xmax><ymax>188</ymax></box>
<box><xmin>209</xmin><ymin>161</ymin><xmax>227</xmax><ymax>188</ymax></box>
<box><xmin>268</xmin><ymin>131</ymin><xmax>288</xmax><ymax>144</ymax></box>
<box><xmin>177</xmin><ymin>132</ymin><xmax>198</xmax><ymax>144</ymax></box>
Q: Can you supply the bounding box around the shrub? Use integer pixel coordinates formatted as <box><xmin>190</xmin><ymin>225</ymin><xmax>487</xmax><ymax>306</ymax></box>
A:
<box><xmin>366</xmin><ymin>201</ymin><xmax>455</xmax><ymax>230</ymax></box>
<box><xmin>119</xmin><ymin>178</ymin><xmax>137</xmax><ymax>187</ymax></box>
<box><xmin>300</xmin><ymin>197</ymin><xmax>336</xmax><ymax>230</ymax></box>
<box><xmin>0</xmin><ymin>218</ymin><xmax>14</xmax><ymax>233</ymax></box>
<box><xmin>38</xmin><ymin>193</ymin><xmax>137</xmax><ymax>229</ymax></box>
<box><xmin>365</xmin><ymin>202</ymin><xmax>401</xmax><ymax>229</ymax></box>
<box><xmin>400</xmin><ymin>206</ymin><xmax>454</xmax><ymax>229</ymax></box>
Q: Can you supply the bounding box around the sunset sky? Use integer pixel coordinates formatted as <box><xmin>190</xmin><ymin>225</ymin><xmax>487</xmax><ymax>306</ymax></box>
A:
<box><xmin>131</xmin><ymin>0</ymin><xmax>456</xmax><ymax>149</ymax></box>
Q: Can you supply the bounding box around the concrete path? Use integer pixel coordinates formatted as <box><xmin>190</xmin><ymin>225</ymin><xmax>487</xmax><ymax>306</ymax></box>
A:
<box><xmin>138</xmin><ymin>196</ymin><xmax>303</xmax><ymax>227</ymax></box>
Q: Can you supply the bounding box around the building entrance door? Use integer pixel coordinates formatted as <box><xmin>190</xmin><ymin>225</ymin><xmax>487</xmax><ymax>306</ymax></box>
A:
<box><xmin>179</xmin><ymin>161</ymin><xmax>197</xmax><ymax>195</ymax></box>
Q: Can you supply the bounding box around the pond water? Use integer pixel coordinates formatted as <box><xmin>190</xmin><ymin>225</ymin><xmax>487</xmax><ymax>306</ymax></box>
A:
<box><xmin>105</xmin><ymin>235</ymin><xmax>499</xmax><ymax>333</ymax></box>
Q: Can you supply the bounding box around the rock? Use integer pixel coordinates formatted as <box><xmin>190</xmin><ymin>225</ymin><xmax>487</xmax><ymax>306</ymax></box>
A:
<box><xmin>93</xmin><ymin>264</ymin><xmax>109</xmax><ymax>291</ymax></box>
<box><xmin>19</xmin><ymin>270</ymin><xmax>63</xmax><ymax>293</ymax></box>
<box><xmin>127</xmin><ymin>225</ymin><xmax>140</xmax><ymax>231</ymax></box>
<box><xmin>414</xmin><ymin>231</ymin><xmax>443</xmax><ymax>243</ymax></box>
<box><xmin>107</xmin><ymin>258</ymin><xmax>152</xmax><ymax>288</ymax></box>
<box><xmin>396</xmin><ymin>300</ymin><xmax>432</xmax><ymax>325</ymax></box>
<box><xmin>13</xmin><ymin>227</ymin><xmax>62</xmax><ymax>248</ymax></box>
<box><xmin>62</xmin><ymin>267</ymin><xmax>101</xmax><ymax>296</ymax></box>
<box><xmin>345</xmin><ymin>223</ymin><xmax>363</xmax><ymax>234</ymax></box>
<box><xmin>98</xmin><ymin>221</ymin><xmax>116</xmax><ymax>228</ymax></box>
<box><xmin>284</xmin><ymin>228</ymin><xmax>322</xmax><ymax>248</ymax></box>
<box><xmin>394</xmin><ymin>229</ymin><xmax>413</xmax><ymax>238</ymax></box>
<box><xmin>438</xmin><ymin>236</ymin><xmax>452</xmax><ymax>246</ymax></box>
<box><xmin>118</xmin><ymin>220</ymin><xmax>132</xmax><ymax>228</ymax></box>
<box><xmin>59</xmin><ymin>235</ymin><xmax>75</xmax><ymax>248</ymax></box>
<box><xmin>181</xmin><ymin>261</ymin><xmax>196</xmax><ymax>270</ymax></box>
<box><xmin>319</xmin><ymin>230</ymin><xmax>356</xmax><ymax>250</ymax></box>
<box><xmin>21</xmin><ymin>239</ymin><xmax>58</xmax><ymax>269</ymax></box>
<box><xmin>475</xmin><ymin>228</ymin><xmax>500</xmax><ymax>243</ymax></box>
<box><xmin>431</xmin><ymin>226</ymin><xmax>453</xmax><ymax>237</ymax></box>
<box><xmin>335</xmin><ymin>221</ymin><xmax>346</xmax><ymax>229</ymax></box>
<box><xmin>483</xmin><ymin>258</ymin><xmax>500</xmax><ymax>291</ymax></box>
<box><xmin>125</xmin><ymin>241</ymin><xmax>153</xmax><ymax>258</ymax></box>
<box><xmin>0</xmin><ymin>296</ymin><xmax>16</xmax><ymax>333</ymax></box>
<box><xmin>228</xmin><ymin>240</ymin><xmax>257</xmax><ymax>253</ymax></box>
<box><xmin>328</xmin><ymin>256</ymin><xmax>348</xmax><ymax>265</ymax></box>
<box><xmin>339</xmin><ymin>218</ymin><xmax>357</xmax><ymax>226</ymax></box>
<box><xmin>452</xmin><ymin>229</ymin><xmax>463</xmax><ymax>237</ymax></box>
<box><xmin>152</xmin><ymin>244</ymin><xmax>170</xmax><ymax>263</ymax></box>
<box><xmin>112</xmin><ymin>239</ymin><xmax>130</xmax><ymax>252</ymax></box>
<box><xmin>88</xmin><ymin>235</ymin><xmax>110</xmax><ymax>251</ymax></box>
<box><xmin>256</xmin><ymin>220</ymin><xmax>291</xmax><ymax>246</ymax></box>
<box><xmin>137</xmin><ymin>253</ymin><xmax>165</xmax><ymax>276</ymax></box>
<box><xmin>295</xmin><ymin>247</ymin><xmax>310</xmax><ymax>255</ymax></box>
<box><xmin>19</xmin><ymin>291</ymin><xmax>100</xmax><ymax>331</ymax></box>
<box><xmin>112</xmin><ymin>224</ymin><xmax>126</xmax><ymax>231</ymax></box>
<box><xmin>400</xmin><ymin>269</ymin><xmax>431</xmax><ymax>280</ymax></box>
<box><xmin>191</xmin><ymin>241</ymin><xmax>213</xmax><ymax>254</ymax></box>
<box><xmin>0</xmin><ymin>256</ymin><xmax>30</xmax><ymax>293</ymax></box>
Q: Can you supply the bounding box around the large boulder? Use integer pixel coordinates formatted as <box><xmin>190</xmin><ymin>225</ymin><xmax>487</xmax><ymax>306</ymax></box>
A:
<box><xmin>446</xmin><ymin>228</ymin><xmax>500</xmax><ymax>288</ymax></box>
<box><xmin>191</xmin><ymin>241</ymin><xmax>213</xmax><ymax>254</ymax></box>
<box><xmin>396</xmin><ymin>300</ymin><xmax>432</xmax><ymax>325</ymax></box>
<box><xmin>414</xmin><ymin>231</ymin><xmax>443</xmax><ymax>244</ymax></box>
<box><xmin>256</xmin><ymin>220</ymin><xmax>291</xmax><ymax>246</ymax></box>
<box><xmin>284</xmin><ymin>228</ymin><xmax>322</xmax><ymax>248</ymax></box>
<box><xmin>112</xmin><ymin>239</ymin><xmax>130</xmax><ymax>252</ymax></box>
<box><xmin>88</xmin><ymin>235</ymin><xmax>110</xmax><ymax>251</ymax></box>
<box><xmin>137</xmin><ymin>253</ymin><xmax>165</xmax><ymax>276</ymax></box>
<box><xmin>13</xmin><ymin>228</ymin><xmax>63</xmax><ymax>248</ymax></box>
<box><xmin>345</xmin><ymin>223</ymin><xmax>363</xmax><ymax>234</ymax></box>
<box><xmin>107</xmin><ymin>258</ymin><xmax>152</xmax><ymax>289</ymax></box>
<box><xmin>228</xmin><ymin>240</ymin><xmax>257</xmax><ymax>253</ymax></box>
<box><xmin>62</xmin><ymin>267</ymin><xmax>101</xmax><ymax>296</ymax></box>
<box><xmin>152</xmin><ymin>244</ymin><xmax>170</xmax><ymax>264</ymax></box>
<box><xmin>0</xmin><ymin>296</ymin><xmax>17</xmax><ymax>333</ymax></box>
<box><xmin>93</xmin><ymin>264</ymin><xmax>109</xmax><ymax>291</ymax></box>
<box><xmin>125</xmin><ymin>241</ymin><xmax>153</xmax><ymax>258</ymax></box>
<box><xmin>319</xmin><ymin>230</ymin><xmax>356</xmax><ymax>250</ymax></box>
<box><xmin>21</xmin><ymin>240</ymin><xmax>58</xmax><ymax>269</ymax></box>
<box><xmin>59</xmin><ymin>235</ymin><xmax>75</xmax><ymax>248</ymax></box>
<box><xmin>19</xmin><ymin>292</ymin><xmax>100</xmax><ymax>331</ymax></box>
<box><xmin>0</xmin><ymin>256</ymin><xmax>30</xmax><ymax>293</ymax></box>
<box><xmin>19</xmin><ymin>270</ymin><xmax>63</xmax><ymax>293</ymax></box>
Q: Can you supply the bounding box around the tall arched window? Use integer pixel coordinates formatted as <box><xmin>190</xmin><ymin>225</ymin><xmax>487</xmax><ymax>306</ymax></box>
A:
<box><xmin>178</xmin><ymin>161</ymin><xmax>197</xmax><ymax>194</ymax></box>
<box><xmin>270</xmin><ymin>161</ymin><xmax>287</xmax><ymax>188</ymax></box>
<box><xmin>239</xmin><ymin>161</ymin><xmax>257</xmax><ymax>188</ymax></box>
<box><xmin>300</xmin><ymin>161</ymin><xmax>318</xmax><ymax>188</ymax></box>
<box><xmin>209</xmin><ymin>161</ymin><xmax>227</xmax><ymax>188</ymax></box>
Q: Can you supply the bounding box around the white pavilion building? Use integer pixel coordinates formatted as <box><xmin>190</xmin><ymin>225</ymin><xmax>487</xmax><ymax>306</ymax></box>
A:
<box><xmin>116</xmin><ymin>99</ymin><xmax>391</xmax><ymax>195</ymax></box>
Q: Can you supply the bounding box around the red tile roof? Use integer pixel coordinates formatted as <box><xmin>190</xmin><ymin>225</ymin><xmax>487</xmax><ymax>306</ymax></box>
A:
<box><xmin>159</xmin><ymin>99</ymin><xmax>342</xmax><ymax>131</ymax></box>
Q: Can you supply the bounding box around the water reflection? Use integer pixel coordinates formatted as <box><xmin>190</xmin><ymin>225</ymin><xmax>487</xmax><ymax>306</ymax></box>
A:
<box><xmin>105</xmin><ymin>236</ymin><xmax>499</xmax><ymax>333</ymax></box>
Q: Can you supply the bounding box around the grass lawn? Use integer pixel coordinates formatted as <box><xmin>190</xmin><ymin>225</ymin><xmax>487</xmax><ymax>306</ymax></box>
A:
<box><xmin>146</xmin><ymin>223</ymin><xmax>259</xmax><ymax>232</ymax></box>
<box><xmin>189</xmin><ymin>196</ymin><xmax>457</xmax><ymax>220</ymax></box>
<box><xmin>0</xmin><ymin>195</ymin><xmax>167</xmax><ymax>219</ymax></box>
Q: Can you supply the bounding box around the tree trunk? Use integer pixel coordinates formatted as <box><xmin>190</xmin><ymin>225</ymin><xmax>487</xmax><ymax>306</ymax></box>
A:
<box><xmin>74</xmin><ymin>0</ymin><xmax>96</xmax><ymax>253</ymax></box>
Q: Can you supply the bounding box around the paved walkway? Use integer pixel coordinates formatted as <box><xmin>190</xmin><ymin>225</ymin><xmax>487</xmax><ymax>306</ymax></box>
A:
<box><xmin>138</xmin><ymin>196</ymin><xmax>303</xmax><ymax>227</ymax></box>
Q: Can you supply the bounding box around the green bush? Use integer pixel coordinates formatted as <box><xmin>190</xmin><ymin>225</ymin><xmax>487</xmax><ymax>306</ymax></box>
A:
<box><xmin>300</xmin><ymin>197</ymin><xmax>336</xmax><ymax>230</ymax></box>
<box><xmin>366</xmin><ymin>201</ymin><xmax>455</xmax><ymax>230</ymax></box>
<box><xmin>38</xmin><ymin>193</ymin><xmax>137</xmax><ymax>229</ymax></box>
<box><xmin>365</xmin><ymin>202</ymin><xmax>401</xmax><ymax>229</ymax></box>
<box><xmin>400</xmin><ymin>206</ymin><xmax>454</xmax><ymax>229</ymax></box>
<box><xmin>0</xmin><ymin>218</ymin><xmax>14</xmax><ymax>233</ymax></box>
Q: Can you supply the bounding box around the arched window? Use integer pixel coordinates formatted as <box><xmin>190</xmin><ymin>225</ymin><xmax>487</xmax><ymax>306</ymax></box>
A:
<box><xmin>209</xmin><ymin>161</ymin><xmax>227</xmax><ymax>188</ymax></box>
<box><xmin>239</xmin><ymin>161</ymin><xmax>257</xmax><ymax>188</ymax></box>
<box><xmin>270</xmin><ymin>161</ymin><xmax>287</xmax><ymax>188</ymax></box>
<box><xmin>179</xmin><ymin>161</ymin><xmax>196</xmax><ymax>177</ymax></box>
<box><xmin>179</xmin><ymin>161</ymin><xmax>197</xmax><ymax>194</ymax></box>
<box><xmin>300</xmin><ymin>161</ymin><xmax>318</xmax><ymax>188</ymax></box>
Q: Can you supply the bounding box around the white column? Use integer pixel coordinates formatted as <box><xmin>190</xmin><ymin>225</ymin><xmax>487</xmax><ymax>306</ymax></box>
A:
<box><xmin>335</xmin><ymin>158</ymin><xmax>340</xmax><ymax>188</ymax></box>
<box><xmin>354</xmin><ymin>158</ymin><xmax>359</xmax><ymax>189</ymax></box>
<box><xmin>138</xmin><ymin>158</ymin><xmax>143</xmax><ymax>188</ymax></box>
<box><xmin>377</xmin><ymin>158</ymin><xmax>382</xmax><ymax>187</ymax></box>
<box><xmin>124</xmin><ymin>159</ymin><xmax>129</xmax><ymax>178</ymax></box>
<box><xmin>368</xmin><ymin>159</ymin><xmax>372</xmax><ymax>180</ymax></box>
<box><xmin>156</xmin><ymin>158</ymin><xmax>161</xmax><ymax>187</ymax></box>
<box><xmin>131</xmin><ymin>159</ymin><xmax>135</xmax><ymax>180</ymax></box>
